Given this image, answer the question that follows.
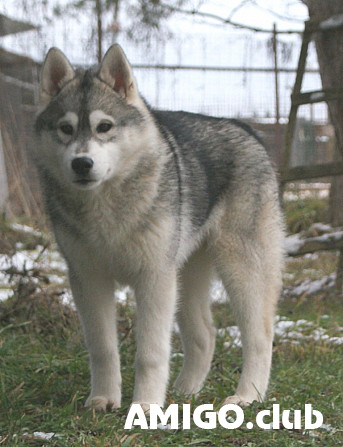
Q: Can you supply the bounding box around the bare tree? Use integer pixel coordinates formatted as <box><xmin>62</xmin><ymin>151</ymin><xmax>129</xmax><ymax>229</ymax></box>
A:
<box><xmin>301</xmin><ymin>0</ymin><xmax>343</xmax><ymax>225</ymax></box>
<box><xmin>52</xmin><ymin>0</ymin><xmax>191</xmax><ymax>61</ymax></box>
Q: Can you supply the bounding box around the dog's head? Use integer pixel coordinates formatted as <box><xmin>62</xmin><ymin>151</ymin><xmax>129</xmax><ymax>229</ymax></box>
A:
<box><xmin>35</xmin><ymin>45</ymin><xmax>155</xmax><ymax>190</ymax></box>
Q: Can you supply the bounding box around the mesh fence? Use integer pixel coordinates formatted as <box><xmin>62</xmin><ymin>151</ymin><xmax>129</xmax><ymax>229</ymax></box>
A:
<box><xmin>0</xmin><ymin>24</ymin><xmax>335</xmax><ymax>219</ymax></box>
<box><xmin>133</xmin><ymin>65</ymin><xmax>328</xmax><ymax>123</ymax></box>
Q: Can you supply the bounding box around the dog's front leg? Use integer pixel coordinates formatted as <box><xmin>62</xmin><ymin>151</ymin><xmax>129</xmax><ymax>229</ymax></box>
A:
<box><xmin>132</xmin><ymin>269</ymin><xmax>177</xmax><ymax>410</ymax></box>
<box><xmin>68</xmin><ymin>267</ymin><xmax>121</xmax><ymax>412</ymax></box>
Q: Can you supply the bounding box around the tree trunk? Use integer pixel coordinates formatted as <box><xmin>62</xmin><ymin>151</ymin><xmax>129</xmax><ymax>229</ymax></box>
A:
<box><xmin>95</xmin><ymin>0</ymin><xmax>103</xmax><ymax>63</ymax></box>
<box><xmin>302</xmin><ymin>0</ymin><xmax>343</xmax><ymax>225</ymax></box>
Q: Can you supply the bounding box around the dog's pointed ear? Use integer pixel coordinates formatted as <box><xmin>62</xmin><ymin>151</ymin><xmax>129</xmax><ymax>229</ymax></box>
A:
<box><xmin>98</xmin><ymin>45</ymin><xmax>138</xmax><ymax>104</ymax></box>
<box><xmin>40</xmin><ymin>48</ymin><xmax>75</xmax><ymax>106</ymax></box>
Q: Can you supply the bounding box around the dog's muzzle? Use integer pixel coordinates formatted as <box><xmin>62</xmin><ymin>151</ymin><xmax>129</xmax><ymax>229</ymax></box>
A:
<box><xmin>71</xmin><ymin>156</ymin><xmax>98</xmax><ymax>187</ymax></box>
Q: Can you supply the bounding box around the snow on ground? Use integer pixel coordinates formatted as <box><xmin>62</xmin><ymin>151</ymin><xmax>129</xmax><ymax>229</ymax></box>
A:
<box><xmin>9</xmin><ymin>223</ymin><xmax>44</xmax><ymax>238</ymax></box>
<box><xmin>284</xmin><ymin>183</ymin><xmax>330</xmax><ymax>201</ymax></box>
<box><xmin>10</xmin><ymin>432</ymin><xmax>57</xmax><ymax>441</ymax></box>
<box><xmin>284</xmin><ymin>222</ymin><xmax>343</xmax><ymax>257</ymax></box>
<box><xmin>286</xmin><ymin>274</ymin><xmax>336</xmax><ymax>297</ymax></box>
<box><xmin>0</xmin><ymin>244</ymin><xmax>68</xmax><ymax>302</ymax></box>
<box><xmin>285</xmin><ymin>233</ymin><xmax>303</xmax><ymax>255</ymax></box>
<box><xmin>0</xmin><ymin>244</ymin><xmax>132</xmax><ymax>306</ymax></box>
<box><xmin>211</xmin><ymin>280</ymin><xmax>227</xmax><ymax>303</ymax></box>
<box><xmin>219</xmin><ymin>315</ymin><xmax>343</xmax><ymax>349</ymax></box>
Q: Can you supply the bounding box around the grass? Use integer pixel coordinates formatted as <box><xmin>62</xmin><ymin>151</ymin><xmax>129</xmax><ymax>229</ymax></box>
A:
<box><xmin>283</xmin><ymin>194</ymin><xmax>329</xmax><ymax>234</ymax></box>
<box><xmin>1</xmin><ymin>196</ymin><xmax>343</xmax><ymax>446</ymax></box>
<box><xmin>1</xmin><ymin>296</ymin><xmax>342</xmax><ymax>446</ymax></box>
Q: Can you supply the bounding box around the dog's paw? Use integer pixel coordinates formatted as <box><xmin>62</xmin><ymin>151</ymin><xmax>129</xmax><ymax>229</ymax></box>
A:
<box><xmin>130</xmin><ymin>402</ymin><xmax>152</xmax><ymax>415</ymax></box>
<box><xmin>85</xmin><ymin>395</ymin><xmax>120</xmax><ymax>412</ymax></box>
<box><xmin>221</xmin><ymin>395</ymin><xmax>252</xmax><ymax>407</ymax></box>
<box><xmin>173</xmin><ymin>374</ymin><xmax>202</xmax><ymax>395</ymax></box>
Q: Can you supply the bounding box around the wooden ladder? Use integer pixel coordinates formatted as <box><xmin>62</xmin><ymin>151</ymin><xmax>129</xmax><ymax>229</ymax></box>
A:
<box><xmin>281</xmin><ymin>15</ymin><xmax>343</xmax><ymax>185</ymax></box>
<box><xmin>281</xmin><ymin>14</ymin><xmax>343</xmax><ymax>295</ymax></box>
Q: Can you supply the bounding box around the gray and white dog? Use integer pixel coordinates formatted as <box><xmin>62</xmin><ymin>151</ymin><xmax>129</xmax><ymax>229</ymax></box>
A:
<box><xmin>34</xmin><ymin>45</ymin><xmax>284</xmax><ymax>412</ymax></box>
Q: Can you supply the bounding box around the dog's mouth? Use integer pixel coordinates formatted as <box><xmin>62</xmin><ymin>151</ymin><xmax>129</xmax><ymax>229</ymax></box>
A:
<box><xmin>72</xmin><ymin>178</ymin><xmax>100</xmax><ymax>189</ymax></box>
<box><xmin>73</xmin><ymin>179</ymin><xmax>96</xmax><ymax>185</ymax></box>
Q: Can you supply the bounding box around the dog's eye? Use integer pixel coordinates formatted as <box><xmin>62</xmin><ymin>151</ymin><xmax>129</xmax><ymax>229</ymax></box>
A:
<box><xmin>59</xmin><ymin>123</ymin><xmax>74</xmax><ymax>135</ymax></box>
<box><xmin>96</xmin><ymin>122</ymin><xmax>113</xmax><ymax>133</ymax></box>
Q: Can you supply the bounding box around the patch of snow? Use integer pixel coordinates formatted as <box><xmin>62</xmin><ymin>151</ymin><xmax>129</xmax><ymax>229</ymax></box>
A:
<box><xmin>308</xmin><ymin>223</ymin><xmax>333</xmax><ymax>234</ymax></box>
<box><xmin>32</xmin><ymin>432</ymin><xmax>55</xmax><ymax>440</ymax></box>
<box><xmin>274</xmin><ymin>316</ymin><xmax>343</xmax><ymax>346</ymax></box>
<box><xmin>0</xmin><ymin>245</ymin><xmax>68</xmax><ymax>295</ymax></box>
<box><xmin>327</xmin><ymin>337</ymin><xmax>343</xmax><ymax>346</ymax></box>
<box><xmin>171</xmin><ymin>352</ymin><xmax>184</xmax><ymax>359</ymax></box>
<box><xmin>0</xmin><ymin>288</ymin><xmax>12</xmax><ymax>301</ymax></box>
<box><xmin>285</xmin><ymin>228</ymin><xmax>343</xmax><ymax>256</ymax></box>
<box><xmin>284</xmin><ymin>189</ymin><xmax>329</xmax><ymax>201</ymax></box>
<box><xmin>47</xmin><ymin>253</ymin><xmax>68</xmax><ymax>272</ymax></box>
<box><xmin>156</xmin><ymin>423</ymin><xmax>172</xmax><ymax>430</ymax></box>
<box><xmin>115</xmin><ymin>286</ymin><xmax>132</xmax><ymax>303</ymax></box>
<box><xmin>273</xmin><ymin>319</ymin><xmax>294</xmax><ymax>333</ymax></box>
<box><xmin>0</xmin><ymin>251</ymin><xmax>37</xmax><ymax>271</ymax></box>
<box><xmin>288</xmin><ymin>274</ymin><xmax>335</xmax><ymax>297</ymax></box>
<box><xmin>211</xmin><ymin>280</ymin><xmax>227</xmax><ymax>303</ymax></box>
<box><xmin>59</xmin><ymin>290</ymin><xmax>75</xmax><ymax>308</ymax></box>
<box><xmin>12</xmin><ymin>432</ymin><xmax>56</xmax><ymax>441</ymax></box>
<box><xmin>283</xmin><ymin>273</ymin><xmax>295</xmax><ymax>280</ymax></box>
<box><xmin>218</xmin><ymin>325</ymin><xmax>242</xmax><ymax>348</ymax></box>
<box><xmin>10</xmin><ymin>223</ymin><xmax>43</xmax><ymax>238</ymax></box>
<box><xmin>284</xmin><ymin>184</ymin><xmax>330</xmax><ymax>201</ymax></box>
<box><xmin>285</xmin><ymin>234</ymin><xmax>303</xmax><ymax>255</ymax></box>
<box><xmin>310</xmin><ymin>231</ymin><xmax>343</xmax><ymax>243</ymax></box>
<box><xmin>219</xmin><ymin>316</ymin><xmax>343</xmax><ymax>347</ymax></box>
<box><xmin>48</xmin><ymin>274</ymin><xmax>66</xmax><ymax>285</ymax></box>
<box><xmin>303</xmin><ymin>253</ymin><xmax>319</xmax><ymax>260</ymax></box>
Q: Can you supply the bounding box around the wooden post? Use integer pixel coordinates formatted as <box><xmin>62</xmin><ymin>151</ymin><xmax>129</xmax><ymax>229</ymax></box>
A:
<box><xmin>273</xmin><ymin>23</ymin><xmax>282</xmax><ymax>165</ymax></box>
<box><xmin>0</xmin><ymin>131</ymin><xmax>9</xmax><ymax>213</ymax></box>
<box><xmin>281</xmin><ymin>22</ymin><xmax>312</xmax><ymax>180</ymax></box>
<box><xmin>95</xmin><ymin>0</ymin><xmax>103</xmax><ymax>63</ymax></box>
<box><xmin>336</xmin><ymin>250</ymin><xmax>343</xmax><ymax>295</ymax></box>
<box><xmin>273</xmin><ymin>24</ymin><xmax>280</xmax><ymax>126</ymax></box>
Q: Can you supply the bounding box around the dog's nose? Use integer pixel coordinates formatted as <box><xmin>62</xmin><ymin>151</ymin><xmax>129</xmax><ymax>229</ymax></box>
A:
<box><xmin>71</xmin><ymin>156</ymin><xmax>94</xmax><ymax>176</ymax></box>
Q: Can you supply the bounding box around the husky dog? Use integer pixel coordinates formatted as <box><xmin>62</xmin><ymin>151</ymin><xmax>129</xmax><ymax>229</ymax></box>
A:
<box><xmin>34</xmin><ymin>45</ymin><xmax>284</xmax><ymax>412</ymax></box>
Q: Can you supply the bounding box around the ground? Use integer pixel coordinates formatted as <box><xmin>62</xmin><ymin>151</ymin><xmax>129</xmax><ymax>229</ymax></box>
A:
<box><xmin>0</xmin><ymin>189</ymin><xmax>343</xmax><ymax>446</ymax></box>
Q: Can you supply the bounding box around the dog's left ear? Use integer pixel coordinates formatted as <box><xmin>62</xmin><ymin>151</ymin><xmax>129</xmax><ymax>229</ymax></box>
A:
<box><xmin>98</xmin><ymin>45</ymin><xmax>139</xmax><ymax>104</ymax></box>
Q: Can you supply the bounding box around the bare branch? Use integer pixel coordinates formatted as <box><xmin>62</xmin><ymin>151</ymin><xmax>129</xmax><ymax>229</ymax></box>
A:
<box><xmin>287</xmin><ymin>231</ymin><xmax>343</xmax><ymax>257</ymax></box>
<box><xmin>228</xmin><ymin>0</ymin><xmax>255</xmax><ymax>21</ymax></box>
<box><xmin>253</xmin><ymin>3</ymin><xmax>306</xmax><ymax>23</ymax></box>
<box><xmin>160</xmin><ymin>3</ymin><xmax>303</xmax><ymax>34</ymax></box>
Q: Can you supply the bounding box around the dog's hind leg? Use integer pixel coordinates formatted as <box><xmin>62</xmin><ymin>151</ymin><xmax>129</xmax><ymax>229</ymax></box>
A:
<box><xmin>174</xmin><ymin>246</ymin><xmax>216</xmax><ymax>395</ymax></box>
<box><xmin>211</xmin><ymin>203</ymin><xmax>283</xmax><ymax>405</ymax></box>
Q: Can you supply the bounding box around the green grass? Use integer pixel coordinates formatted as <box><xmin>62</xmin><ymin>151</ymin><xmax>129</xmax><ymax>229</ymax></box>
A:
<box><xmin>1</xmin><ymin>272</ymin><xmax>343</xmax><ymax>446</ymax></box>
<box><xmin>1</xmin><ymin>199</ymin><xmax>343</xmax><ymax>446</ymax></box>
<box><xmin>284</xmin><ymin>195</ymin><xmax>329</xmax><ymax>234</ymax></box>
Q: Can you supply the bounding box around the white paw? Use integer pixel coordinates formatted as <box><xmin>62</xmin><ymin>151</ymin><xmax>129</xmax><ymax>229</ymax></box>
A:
<box><xmin>173</xmin><ymin>374</ymin><xmax>203</xmax><ymax>395</ymax></box>
<box><xmin>130</xmin><ymin>402</ymin><xmax>152</xmax><ymax>415</ymax></box>
<box><xmin>85</xmin><ymin>395</ymin><xmax>120</xmax><ymax>412</ymax></box>
<box><xmin>221</xmin><ymin>394</ymin><xmax>252</xmax><ymax>407</ymax></box>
